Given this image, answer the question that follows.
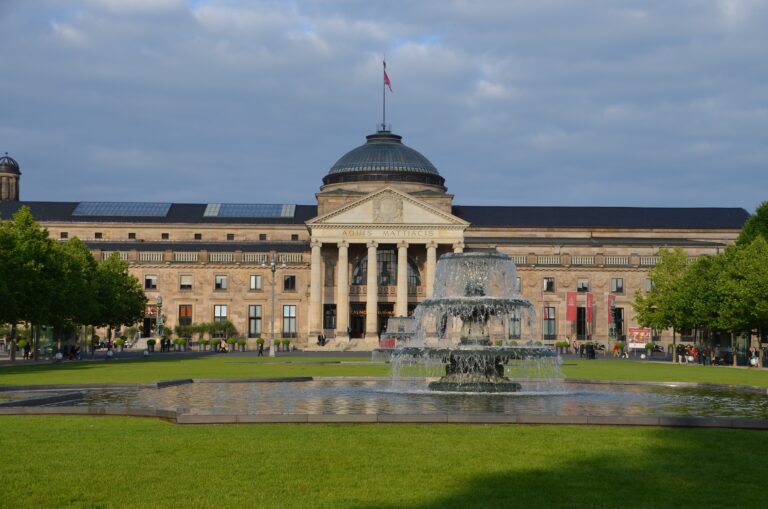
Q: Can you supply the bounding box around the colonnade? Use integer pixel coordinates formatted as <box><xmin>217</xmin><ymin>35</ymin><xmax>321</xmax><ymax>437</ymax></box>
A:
<box><xmin>308</xmin><ymin>239</ymin><xmax>465</xmax><ymax>342</ymax></box>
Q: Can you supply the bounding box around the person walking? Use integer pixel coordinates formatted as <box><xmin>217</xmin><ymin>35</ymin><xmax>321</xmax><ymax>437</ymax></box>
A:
<box><xmin>257</xmin><ymin>341</ymin><xmax>264</xmax><ymax>357</ymax></box>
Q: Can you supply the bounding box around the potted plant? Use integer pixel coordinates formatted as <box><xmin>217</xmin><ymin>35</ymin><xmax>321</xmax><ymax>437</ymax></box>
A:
<box><xmin>198</xmin><ymin>338</ymin><xmax>209</xmax><ymax>352</ymax></box>
<box><xmin>146</xmin><ymin>338</ymin><xmax>156</xmax><ymax>352</ymax></box>
<box><xmin>282</xmin><ymin>339</ymin><xmax>291</xmax><ymax>351</ymax></box>
<box><xmin>555</xmin><ymin>340</ymin><xmax>569</xmax><ymax>354</ymax></box>
<box><xmin>237</xmin><ymin>338</ymin><xmax>247</xmax><ymax>352</ymax></box>
<box><xmin>645</xmin><ymin>342</ymin><xmax>654</xmax><ymax>358</ymax></box>
<box><xmin>115</xmin><ymin>337</ymin><xmax>126</xmax><ymax>352</ymax></box>
<box><xmin>226</xmin><ymin>337</ymin><xmax>236</xmax><ymax>352</ymax></box>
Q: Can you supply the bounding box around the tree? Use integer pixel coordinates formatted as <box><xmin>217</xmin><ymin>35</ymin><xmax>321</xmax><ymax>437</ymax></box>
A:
<box><xmin>679</xmin><ymin>254</ymin><xmax>725</xmax><ymax>342</ymax></box>
<box><xmin>718</xmin><ymin>237</ymin><xmax>768</xmax><ymax>366</ymax></box>
<box><xmin>737</xmin><ymin>201</ymin><xmax>768</xmax><ymax>246</ymax></box>
<box><xmin>93</xmin><ymin>253</ymin><xmax>147</xmax><ymax>335</ymax></box>
<box><xmin>632</xmin><ymin>248</ymin><xmax>689</xmax><ymax>362</ymax></box>
<box><xmin>0</xmin><ymin>207</ymin><xmax>58</xmax><ymax>361</ymax></box>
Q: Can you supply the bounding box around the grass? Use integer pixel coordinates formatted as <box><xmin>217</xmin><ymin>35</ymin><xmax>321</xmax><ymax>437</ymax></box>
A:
<box><xmin>4</xmin><ymin>354</ymin><xmax>768</xmax><ymax>387</ymax></box>
<box><xmin>1</xmin><ymin>416</ymin><xmax>766</xmax><ymax>508</ymax></box>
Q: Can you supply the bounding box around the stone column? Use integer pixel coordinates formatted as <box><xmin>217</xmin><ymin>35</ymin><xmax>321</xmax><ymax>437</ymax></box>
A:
<box><xmin>426</xmin><ymin>242</ymin><xmax>437</xmax><ymax>299</ymax></box>
<box><xmin>336</xmin><ymin>242</ymin><xmax>349</xmax><ymax>340</ymax></box>
<box><xmin>365</xmin><ymin>241</ymin><xmax>378</xmax><ymax>340</ymax></box>
<box><xmin>453</xmin><ymin>242</ymin><xmax>465</xmax><ymax>254</ymax></box>
<box><xmin>309</xmin><ymin>240</ymin><xmax>323</xmax><ymax>337</ymax></box>
<box><xmin>396</xmin><ymin>242</ymin><xmax>409</xmax><ymax>317</ymax></box>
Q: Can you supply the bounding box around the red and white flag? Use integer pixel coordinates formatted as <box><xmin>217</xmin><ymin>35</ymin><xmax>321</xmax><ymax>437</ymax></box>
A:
<box><xmin>383</xmin><ymin>61</ymin><xmax>393</xmax><ymax>92</ymax></box>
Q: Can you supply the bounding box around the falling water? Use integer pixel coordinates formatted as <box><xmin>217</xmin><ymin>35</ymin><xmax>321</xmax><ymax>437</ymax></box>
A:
<box><xmin>387</xmin><ymin>252</ymin><xmax>563</xmax><ymax>392</ymax></box>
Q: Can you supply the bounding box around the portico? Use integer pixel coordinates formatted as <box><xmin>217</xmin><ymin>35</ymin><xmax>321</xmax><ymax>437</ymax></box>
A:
<box><xmin>306</xmin><ymin>188</ymin><xmax>467</xmax><ymax>348</ymax></box>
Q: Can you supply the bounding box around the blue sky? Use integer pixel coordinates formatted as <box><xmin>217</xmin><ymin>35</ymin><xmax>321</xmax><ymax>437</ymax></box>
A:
<box><xmin>1</xmin><ymin>0</ymin><xmax>766</xmax><ymax>211</ymax></box>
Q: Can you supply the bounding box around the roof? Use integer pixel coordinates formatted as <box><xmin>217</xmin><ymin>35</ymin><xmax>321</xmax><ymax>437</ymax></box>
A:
<box><xmin>323</xmin><ymin>131</ymin><xmax>445</xmax><ymax>187</ymax></box>
<box><xmin>453</xmin><ymin>206</ymin><xmax>750</xmax><ymax>229</ymax></box>
<box><xmin>0</xmin><ymin>153</ymin><xmax>20</xmax><ymax>175</ymax></box>
<box><xmin>0</xmin><ymin>201</ymin><xmax>318</xmax><ymax>225</ymax></box>
<box><xmin>1</xmin><ymin>201</ymin><xmax>750</xmax><ymax>230</ymax></box>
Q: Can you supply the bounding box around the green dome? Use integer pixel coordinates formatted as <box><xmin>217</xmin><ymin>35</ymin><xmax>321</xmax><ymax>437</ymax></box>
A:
<box><xmin>323</xmin><ymin>131</ymin><xmax>444</xmax><ymax>187</ymax></box>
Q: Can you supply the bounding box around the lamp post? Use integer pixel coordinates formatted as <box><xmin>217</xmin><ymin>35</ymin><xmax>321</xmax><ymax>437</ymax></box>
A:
<box><xmin>263</xmin><ymin>255</ymin><xmax>287</xmax><ymax>357</ymax></box>
<box><xmin>156</xmin><ymin>296</ymin><xmax>164</xmax><ymax>338</ymax></box>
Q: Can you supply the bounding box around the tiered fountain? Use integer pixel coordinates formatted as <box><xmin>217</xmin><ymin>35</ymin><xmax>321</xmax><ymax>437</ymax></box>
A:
<box><xmin>388</xmin><ymin>252</ymin><xmax>561</xmax><ymax>392</ymax></box>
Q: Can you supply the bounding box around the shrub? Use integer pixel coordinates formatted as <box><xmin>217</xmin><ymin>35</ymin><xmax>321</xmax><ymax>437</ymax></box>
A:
<box><xmin>555</xmin><ymin>341</ymin><xmax>570</xmax><ymax>348</ymax></box>
<box><xmin>645</xmin><ymin>342</ymin><xmax>654</xmax><ymax>350</ymax></box>
<box><xmin>173</xmin><ymin>338</ymin><xmax>186</xmax><ymax>346</ymax></box>
<box><xmin>534</xmin><ymin>341</ymin><xmax>543</xmax><ymax>346</ymax></box>
<box><xmin>256</xmin><ymin>338</ymin><xmax>265</xmax><ymax>345</ymax></box>
<box><xmin>16</xmin><ymin>340</ymin><xmax>28</xmax><ymax>348</ymax></box>
<box><xmin>226</xmin><ymin>338</ymin><xmax>236</xmax><ymax>345</ymax></box>
<box><xmin>508</xmin><ymin>340</ymin><xmax>518</xmax><ymax>346</ymax></box>
<box><xmin>146</xmin><ymin>339</ymin><xmax>156</xmax><ymax>346</ymax></box>
<box><xmin>236</xmin><ymin>339</ymin><xmax>247</xmax><ymax>346</ymax></box>
<box><xmin>115</xmin><ymin>338</ymin><xmax>126</xmax><ymax>347</ymax></box>
<box><xmin>616</xmin><ymin>341</ymin><xmax>626</xmax><ymax>350</ymax></box>
<box><xmin>281</xmin><ymin>339</ymin><xmax>291</xmax><ymax>347</ymax></box>
<box><xmin>199</xmin><ymin>338</ymin><xmax>210</xmax><ymax>346</ymax></box>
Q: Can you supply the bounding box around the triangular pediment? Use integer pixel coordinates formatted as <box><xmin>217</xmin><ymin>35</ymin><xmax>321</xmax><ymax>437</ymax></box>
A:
<box><xmin>307</xmin><ymin>188</ymin><xmax>468</xmax><ymax>227</ymax></box>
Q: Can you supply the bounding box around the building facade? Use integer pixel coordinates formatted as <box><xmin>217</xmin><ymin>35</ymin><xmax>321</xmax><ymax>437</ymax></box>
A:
<box><xmin>0</xmin><ymin>128</ymin><xmax>749</xmax><ymax>349</ymax></box>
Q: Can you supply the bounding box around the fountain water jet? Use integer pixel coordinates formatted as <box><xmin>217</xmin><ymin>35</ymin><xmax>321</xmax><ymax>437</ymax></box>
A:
<box><xmin>387</xmin><ymin>252</ymin><xmax>561</xmax><ymax>392</ymax></box>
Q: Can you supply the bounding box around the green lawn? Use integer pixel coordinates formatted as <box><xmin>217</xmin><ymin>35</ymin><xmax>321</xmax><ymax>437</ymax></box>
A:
<box><xmin>4</xmin><ymin>354</ymin><xmax>768</xmax><ymax>388</ymax></box>
<box><xmin>0</xmin><ymin>416</ymin><xmax>765</xmax><ymax>509</ymax></box>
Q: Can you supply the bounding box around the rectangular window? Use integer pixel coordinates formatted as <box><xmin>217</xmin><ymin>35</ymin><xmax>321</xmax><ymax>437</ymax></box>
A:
<box><xmin>144</xmin><ymin>275</ymin><xmax>158</xmax><ymax>290</ymax></box>
<box><xmin>514</xmin><ymin>277</ymin><xmax>521</xmax><ymax>293</ymax></box>
<box><xmin>60</xmin><ymin>232</ymin><xmax>68</xmax><ymax>239</ymax></box>
<box><xmin>577</xmin><ymin>279</ymin><xmax>589</xmax><ymax>293</ymax></box>
<box><xmin>645</xmin><ymin>278</ymin><xmax>654</xmax><ymax>292</ymax></box>
<box><xmin>194</xmin><ymin>233</ymin><xmax>202</xmax><ymax>240</ymax></box>
<box><xmin>509</xmin><ymin>313</ymin><xmax>521</xmax><ymax>340</ymax></box>
<box><xmin>284</xmin><ymin>275</ymin><xmax>296</xmax><ymax>291</ymax></box>
<box><xmin>178</xmin><ymin>305</ymin><xmax>192</xmax><ymax>326</ymax></box>
<box><xmin>614</xmin><ymin>307</ymin><xmax>625</xmax><ymax>339</ymax></box>
<box><xmin>248</xmin><ymin>305</ymin><xmax>262</xmax><ymax>338</ymax></box>
<box><xmin>214</xmin><ymin>304</ymin><xmax>228</xmax><ymax>322</ymax></box>
<box><xmin>249</xmin><ymin>274</ymin><xmax>263</xmax><ymax>291</ymax></box>
<box><xmin>611</xmin><ymin>278</ymin><xmax>624</xmax><ymax>293</ymax></box>
<box><xmin>324</xmin><ymin>304</ymin><xmax>337</xmax><ymax>329</ymax></box>
<box><xmin>226</xmin><ymin>233</ymin><xmax>235</xmax><ymax>241</ymax></box>
<box><xmin>128</xmin><ymin>232</ymin><xmax>136</xmax><ymax>240</ymax></box>
<box><xmin>543</xmin><ymin>306</ymin><xmax>556</xmax><ymax>340</ymax></box>
<box><xmin>543</xmin><ymin>277</ymin><xmax>555</xmax><ymax>292</ymax></box>
<box><xmin>259</xmin><ymin>233</ymin><xmax>267</xmax><ymax>241</ymax></box>
<box><xmin>214</xmin><ymin>275</ymin><xmax>228</xmax><ymax>290</ymax></box>
<box><xmin>180</xmin><ymin>274</ymin><xmax>193</xmax><ymax>290</ymax></box>
<box><xmin>161</xmin><ymin>233</ymin><xmax>169</xmax><ymax>240</ymax></box>
<box><xmin>291</xmin><ymin>234</ymin><xmax>299</xmax><ymax>241</ymax></box>
<box><xmin>283</xmin><ymin>304</ymin><xmax>297</xmax><ymax>338</ymax></box>
<box><xmin>95</xmin><ymin>232</ymin><xmax>102</xmax><ymax>239</ymax></box>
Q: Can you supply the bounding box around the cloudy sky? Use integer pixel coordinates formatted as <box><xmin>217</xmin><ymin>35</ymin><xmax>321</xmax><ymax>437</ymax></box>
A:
<box><xmin>1</xmin><ymin>0</ymin><xmax>766</xmax><ymax>211</ymax></box>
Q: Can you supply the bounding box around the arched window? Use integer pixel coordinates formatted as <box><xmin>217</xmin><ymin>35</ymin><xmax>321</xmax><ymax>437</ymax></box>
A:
<box><xmin>352</xmin><ymin>249</ymin><xmax>421</xmax><ymax>287</ymax></box>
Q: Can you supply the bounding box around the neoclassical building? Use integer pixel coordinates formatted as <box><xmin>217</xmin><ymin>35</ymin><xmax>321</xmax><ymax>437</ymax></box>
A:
<box><xmin>0</xmin><ymin>129</ymin><xmax>749</xmax><ymax>349</ymax></box>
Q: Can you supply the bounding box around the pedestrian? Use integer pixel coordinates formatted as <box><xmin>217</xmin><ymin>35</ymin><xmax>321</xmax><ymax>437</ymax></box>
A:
<box><xmin>613</xmin><ymin>343</ymin><xmax>620</xmax><ymax>358</ymax></box>
<box><xmin>257</xmin><ymin>341</ymin><xmax>264</xmax><ymax>356</ymax></box>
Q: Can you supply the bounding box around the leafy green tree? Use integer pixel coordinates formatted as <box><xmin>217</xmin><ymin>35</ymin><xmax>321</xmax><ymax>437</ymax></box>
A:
<box><xmin>93</xmin><ymin>253</ymin><xmax>147</xmax><ymax>337</ymax></box>
<box><xmin>0</xmin><ymin>207</ymin><xmax>58</xmax><ymax>361</ymax></box>
<box><xmin>718</xmin><ymin>237</ymin><xmax>768</xmax><ymax>366</ymax></box>
<box><xmin>632</xmin><ymin>248</ymin><xmax>689</xmax><ymax>362</ymax></box>
<box><xmin>737</xmin><ymin>201</ymin><xmax>768</xmax><ymax>246</ymax></box>
<box><xmin>679</xmin><ymin>254</ymin><xmax>725</xmax><ymax>342</ymax></box>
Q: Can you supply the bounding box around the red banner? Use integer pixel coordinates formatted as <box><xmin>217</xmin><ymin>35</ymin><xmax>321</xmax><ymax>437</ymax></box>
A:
<box><xmin>608</xmin><ymin>294</ymin><xmax>616</xmax><ymax>324</ymax></box>
<box><xmin>566</xmin><ymin>291</ymin><xmax>577</xmax><ymax>321</ymax></box>
<box><xmin>586</xmin><ymin>292</ymin><xmax>593</xmax><ymax>323</ymax></box>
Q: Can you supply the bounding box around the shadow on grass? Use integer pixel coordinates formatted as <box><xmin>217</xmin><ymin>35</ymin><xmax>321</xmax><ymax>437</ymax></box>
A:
<box><xmin>356</xmin><ymin>426</ymin><xmax>768</xmax><ymax>509</ymax></box>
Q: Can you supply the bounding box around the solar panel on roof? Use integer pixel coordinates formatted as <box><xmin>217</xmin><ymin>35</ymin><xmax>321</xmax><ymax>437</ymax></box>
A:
<box><xmin>72</xmin><ymin>202</ymin><xmax>172</xmax><ymax>217</ymax></box>
<box><xmin>203</xmin><ymin>203</ymin><xmax>296</xmax><ymax>218</ymax></box>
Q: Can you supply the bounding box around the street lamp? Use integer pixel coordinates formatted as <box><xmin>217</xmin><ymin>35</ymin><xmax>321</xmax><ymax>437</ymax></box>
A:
<box><xmin>156</xmin><ymin>295</ymin><xmax>164</xmax><ymax>338</ymax></box>
<box><xmin>262</xmin><ymin>255</ymin><xmax>287</xmax><ymax>357</ymax></box>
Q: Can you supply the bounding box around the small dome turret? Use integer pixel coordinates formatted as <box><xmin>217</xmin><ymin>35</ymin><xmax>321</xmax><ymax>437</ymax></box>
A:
<box><xmin>0</xmin><ymin>152</ymin><xmax>20</xmax><ymax>175</ymax></box>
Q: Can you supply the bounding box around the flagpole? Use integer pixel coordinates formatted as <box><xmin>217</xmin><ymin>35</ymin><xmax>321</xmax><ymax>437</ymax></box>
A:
<box><xmin>382</xmin><ymin>60</ymin><xmax>386</xmax><ymax>131</ymax></box>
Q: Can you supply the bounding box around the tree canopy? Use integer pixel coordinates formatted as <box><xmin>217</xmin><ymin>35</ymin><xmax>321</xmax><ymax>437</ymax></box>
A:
<box><xmin>0</xmin><ymin>207</ymin><xmax>147</xmax><ymax>357</ymax></box>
